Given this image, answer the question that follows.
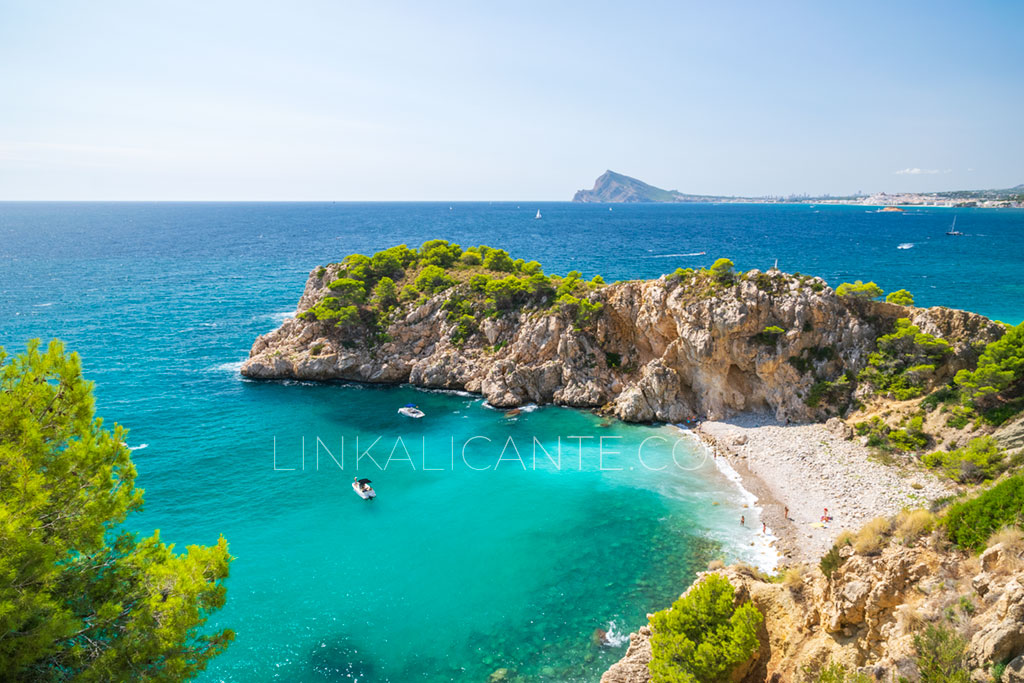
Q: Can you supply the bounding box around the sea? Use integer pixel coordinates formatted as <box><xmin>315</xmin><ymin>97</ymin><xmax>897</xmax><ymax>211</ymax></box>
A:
<box><xmin>1</xmin><ymin>202</ymin><xmax>1022</xmax><ymax>682</ymax></box>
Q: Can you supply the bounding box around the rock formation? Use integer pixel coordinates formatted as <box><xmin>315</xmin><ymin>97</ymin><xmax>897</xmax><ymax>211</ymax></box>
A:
<box><xmin>242</xmin><ymin>265</ymin><xmax>1002</xmax><ymax>424</ymax></box>
<box><xmin>602</xmin><ymin>538</ymin><xmax>1024</xmax><ymax>682</ymax></box>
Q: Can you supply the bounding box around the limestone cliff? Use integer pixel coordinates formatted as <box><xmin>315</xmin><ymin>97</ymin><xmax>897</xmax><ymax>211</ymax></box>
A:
<box><xmin>602</xmin><ymin>537</ymin><xmax>1024</xmax><ymax>682</ymax></box>
<box><xmin>241</xmin><ymin>264</ymin><xmax>1001</xmax><ymax>424</ymax></box>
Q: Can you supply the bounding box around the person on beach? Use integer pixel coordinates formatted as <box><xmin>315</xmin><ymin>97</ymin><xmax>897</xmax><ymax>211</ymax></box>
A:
<box><xmin>784</xmin><ymin>506</ymin><xmax>789</xmax><ymax>520</ymax></box>
<box><xmin>762</xmin><ymin>522</ymin><xmax>766</xmax><ymax>534</ymax></box>
<box><xmin>740</xmin><ymin>515</ymin><xmax>745</xmax><ymax>526</ymax></box>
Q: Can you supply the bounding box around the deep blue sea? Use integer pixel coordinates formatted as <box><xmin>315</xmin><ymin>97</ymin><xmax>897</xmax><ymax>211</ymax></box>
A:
<box><xmin>1</xmin><ymin>202</ymin><xmax>1022</xmax><ymax>682</ymax></box>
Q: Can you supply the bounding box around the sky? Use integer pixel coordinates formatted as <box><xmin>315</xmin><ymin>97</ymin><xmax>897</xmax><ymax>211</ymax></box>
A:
<box><xmin>1</xmin><ymin>0</ymin><xmax>1022</xmax><ymax>200</ymax></box>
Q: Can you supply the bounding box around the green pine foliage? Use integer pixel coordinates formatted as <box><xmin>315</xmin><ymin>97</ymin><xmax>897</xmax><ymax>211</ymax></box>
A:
<box><xmin>648</xmin><ymin>574</ymin><xmax>763</xmax><ymax>683</ymax></box>
<box><xmin>304</xmin><ymin>297</ymin><xmax>361</xmax><ymax>326</ymax></box>
<box><xmin>853</xmin><ymin>414</ymin><xmax>929</xmax><ymax>453</ymax></box>
<box><xmin>885</xmin><ymin>289</ymin><xmax>915</xmax><ymax>306</ymax></box>
<box><xmin>819</xmin><ymin>544</ymin><xmax>846</xmax><ymax>579</ymax></box>
<box><xmin>803</xmin><ymin>662</ymin><xmax>872</xmax><ymax>683</ymax></box>
<box><xmin>922</xmin><ymin>436</ymin><xmax>1006</xmax><ymax>483</ymax></box>
<box><xmin>371</xmin><ymin>276</ymin><xmax>398</xmax><ymax>308</ymax></box>
<box><xmin>753</xmin><ymin>325</ymin><xmax>785</xmax><ymax>346</ymax></box>
<box><xmin>954</xmin><ymin>321</ymin><xmax>1024</xmax><ymax>418</ymax></box>
<box><xmin>709</xmin><ymin>258</ymin><xmax>735</xmax><ymax>285</ymax></box>
<box><xmin>414</xmin><ymin>265</ymin><xmax>457</xmax><ymax>295</ymax></box>
<box><xmin>300</xmin><ymin>242</ymin><xmax>614</xmax><ymax>343</ymax></box>
<box><xmin>0</xmin><ymin>340</ymin><xmax>233</xmax><ymax>678</ymax></box>
<box><xmin>835</xmin><ymin>280</ymin><xmax>884</xmax><ymax>299</ymax></box>
<box><xmin>482</xmin><ymin>248</ymin><xmax>515</xmax><ymax>272</ymax></box>
<box><xmin>913</xmin><ymin>624</ymin><xmax>970</xmax><ymax>683</ymax></box>
<box><xmin>326</xmin><ymin>277</ymin><xmax>366</xmax><ymax>305</ymax></box>
<box><xmin>859</xmin><ymin>318</ymin><xmax>951</xmax><ymax>400</ymax></box>
<box><xmin>944</xmin><ymin>474</ymin><xmax>1024</xmax><ymax>551</ymax></box>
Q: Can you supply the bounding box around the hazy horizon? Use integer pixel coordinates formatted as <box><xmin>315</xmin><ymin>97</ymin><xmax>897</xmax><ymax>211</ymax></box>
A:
<box><xmin>2</xmin><ymin>1</ymin><xmax>1022</xmax><ymax>201</ymax></box>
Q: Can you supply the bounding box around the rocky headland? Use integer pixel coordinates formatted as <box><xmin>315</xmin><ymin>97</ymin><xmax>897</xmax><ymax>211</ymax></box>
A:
<box><xmin>241</xmin><ymin>245</ymin><xmax>1000</xmax><ymax>427</ymax></box>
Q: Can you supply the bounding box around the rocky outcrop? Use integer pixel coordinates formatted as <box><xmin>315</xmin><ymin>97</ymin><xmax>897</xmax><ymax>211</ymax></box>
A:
<box><xmin>242</xmin><ymin>267</ymin><xmax>1003</xmax><ymax>423</ymax></box>
<box><xmin>603</xmin><ymin>540</ymin><xmax>1024</xmax><ymax>682</ymax></box>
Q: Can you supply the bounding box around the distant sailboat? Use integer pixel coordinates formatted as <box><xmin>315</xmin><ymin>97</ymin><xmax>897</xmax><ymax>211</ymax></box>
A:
<box><xmin>535</xmin><ymin>209</ymin><xmax>542</xmax><ymax>219</ymax></box>
<box><xmin>946</xmin><ymin>216</ymin><xmax>964</xmax><ymax>236</ymax></box>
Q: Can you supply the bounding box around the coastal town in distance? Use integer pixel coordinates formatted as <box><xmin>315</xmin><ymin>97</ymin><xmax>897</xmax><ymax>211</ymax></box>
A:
<box><xmin>574</xmin><ymin>170</ymin><xmax>1024</xmax><ymax>208</ymax></box>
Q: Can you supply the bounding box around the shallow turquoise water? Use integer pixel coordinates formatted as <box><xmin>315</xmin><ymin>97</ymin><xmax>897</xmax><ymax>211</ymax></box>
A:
<box><xmin>1</xmin><ymin>202</ymin><xmax>1021</xmax><ymax>681</ymax></box>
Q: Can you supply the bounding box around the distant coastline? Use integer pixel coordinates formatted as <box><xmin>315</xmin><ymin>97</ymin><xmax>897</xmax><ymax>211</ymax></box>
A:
<box><xmin>573</xmin><ymin>170</ymin><xmax>1024</xmax><ymax>208</ymax></box>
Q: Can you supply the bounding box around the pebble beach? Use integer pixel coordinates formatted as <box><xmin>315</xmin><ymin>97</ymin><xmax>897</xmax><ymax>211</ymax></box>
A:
<box><xmin>694</xmin><ymin>414</ymin><xmax>955</xmax><ymax>564</ymax></box>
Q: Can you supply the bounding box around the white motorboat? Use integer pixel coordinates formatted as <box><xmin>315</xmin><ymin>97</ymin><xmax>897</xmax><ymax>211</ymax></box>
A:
<box><xmin>398</xmin><ymin>404</ymin><xmax>425</xmax><ymax>418</ymax></box>
<box><xmin>353</xmin><ymin>478</ymin><xmax>376</xmax><ymax>499</ymax></box>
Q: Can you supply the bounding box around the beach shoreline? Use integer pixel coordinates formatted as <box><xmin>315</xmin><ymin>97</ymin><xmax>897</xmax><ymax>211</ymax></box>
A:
<box><xmin>688</xmin><ymin>414</ymin><xmax>955</xmax><ymax>565</ymax></box>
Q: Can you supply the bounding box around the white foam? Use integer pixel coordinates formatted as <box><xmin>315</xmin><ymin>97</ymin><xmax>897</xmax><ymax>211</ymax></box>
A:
<box><xmin>674</xmin><ymin>426</ymin><xmax>782</xmax><ymax>571</ymax></box>
<box><xmin>129</xmin><ymin>443</ymin><xmax>149</xmax><ymax>451</ymax></box>
<box><xmin>415</xmin><ymin>387</ymin><xmax>475</xmax><ymax>398</ymax></box>
<box><xmin>647</xmin><ymin>252</ymin><xmax>706</xmax><ymax>258</ymax></box>
<box><xmin>33</xmin><ymin>302</ymin><xmax>55</xmax><ymax>307</ymax></box>
<box><xmin>213</xmin><ymin>360</ymin><xmax>245</xmax><ymax>373</ymax></box>
<box><xmin>603</xmin><ymin>620</ymin><xmax>630</xmax><ymax>648</ymax></box>
<box><xmin>260</xmin><ymin>311</ymin><xmax>296</xmax><ymax>324</ymax></box>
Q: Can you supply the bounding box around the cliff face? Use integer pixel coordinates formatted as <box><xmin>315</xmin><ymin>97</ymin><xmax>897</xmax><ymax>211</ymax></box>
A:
<box><xmin>602</xmin><ymin>540</ymin><xmax>1024</xmax><ymax>683</ymax></box>
<box><xmin>241</xmin><ymin>267</ymin><xmax>1001</xmax><ymax>424</ymax></box>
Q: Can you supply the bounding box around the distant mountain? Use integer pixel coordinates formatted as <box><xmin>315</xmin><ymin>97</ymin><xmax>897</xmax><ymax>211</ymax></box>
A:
<box><xmin>572</xmin><ymin>170</ymin><xmax>719</xmax><ymax>203</ymax></box>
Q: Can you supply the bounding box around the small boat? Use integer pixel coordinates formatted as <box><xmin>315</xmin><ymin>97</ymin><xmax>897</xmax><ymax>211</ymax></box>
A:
<box><xmin>878</xmin><ymin>206</ymin><xmax>904</xmax><ymax>213</ymax></box>
<box><xmin>398</xmin><ymin>404</ymin><xmax>425</xmax><ymax>418</ymax></box>
<box><xmin>352</xmin><ymin>478</ymin><xmax>376</xmax><ymax>500</ymax></box>
<box><xmin>504</xmin><ymin>409</ymin><xmax>521</xmax><ymax>418</ymax></box>
<box><xmin>535</xmin><ymin>209</ymin><xmax>542</xmax><ymax>219</ymax></box>
<box><xmin>946</xmin><ymin>216</ymin><xmax>964</xmax><ymax>236</ymax></box>
<box><xmin>897</xmin><ymin>243</ymin><xmax>914</xmax><ymax>250</ymax></box>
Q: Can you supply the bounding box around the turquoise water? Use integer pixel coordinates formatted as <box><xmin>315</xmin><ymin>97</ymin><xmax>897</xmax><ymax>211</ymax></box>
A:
<box><xmin>1</xmin><ymin>202</ymin><xmax>1022</xmax><ymax>681</ymax></box>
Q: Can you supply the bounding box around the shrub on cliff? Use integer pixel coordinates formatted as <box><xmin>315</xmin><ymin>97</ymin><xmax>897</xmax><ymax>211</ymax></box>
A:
<box><xmin>885</xmin><ymin>288</ymin><xmax>915</xmax><ymax>306</ymax></box>
<box><xmin>804</xmin><ymin>662</ymin><xmax>872</xmax><ymax>682</ymax></box>
<box><xmin>371</xmin><ymin>244</ymin><xmax>416</xmax><ymax>278</ymax></box>
<box><xmin>835</xmin><ymin>280</ymin><xmax>884</xmax><ymax>299</ymax></box>
<box><xmin>341</xmin><ymin>253</ymin><xmax>373</xmax><ymax>280</ymax></box>
<box><xmin>419</xmin><ymin>239</ymin><xmax>462</xmax><ymax>268</ymax></box>
<box><xmin>0</xmin><ymin>340</ymin><xmax>233</xmax><ymax>678</ymax></box>
<box><xmin>648</xmin><ymin>574</ymin><xmax>762</xmax><ymax>683</ymax></box>
<box><xmin>819</xmin><ymin>544</ymin><xmax>847</xmax><ymax>579</ymax></box>
<box><xmin>954</xmin><ymin>321</ymin><xmax>1024</xmax><ymax>419</ymax></box>
<box><xmin>944</xmin><ymin>474</ymin><xmax>1024</xmax><ymax>551</ymax></box>
<box><xmin>858</xmin><ymin>318</ymin><xmax>951</xmax><ymax>400</ymax></box>
<box><xmin>371</xmin><ymin>277</ymin><xmax>398</xmax><ymax>308</ymax></box>
<box><xmin>305</xmin><ymin>297</ymin><xmax>361</xmax><ymax>326</ymax></box>
<box><xmin>327</xmin><ymin>277</ymin><xmax>367</xmax><ymax>305</ymax></box>
<box><xmin>922</xmin><ymin>436</ymin><xmax>1005</xmax><ymax>483</ymax></box>
<box><xmin>483</xmin><ymin>248</ymin><xmax>515</xmax><ymax>272</ymax></box>
<box><xmin>913</xmin><ymin>624</ymin><xmax>969</xmax><ymax>683</ymax></box>
<box><xmin>709</xmin><ymin>258</ymin><xmax>735</xmax><ymax>285</ymax></box>
<box><xmin>556</xmin><ymin>294</ymin><xmax>602</xmax><ymax>330</ymax></box>
<box><xmin>753</xmin><ymin>325</ymin><xmax>785</xmax><ymax>346</ymax></box>
<box><xmin>414</xmin><ymin>265</ymin><xmax>457</xmax><ymax>295</ymax></box>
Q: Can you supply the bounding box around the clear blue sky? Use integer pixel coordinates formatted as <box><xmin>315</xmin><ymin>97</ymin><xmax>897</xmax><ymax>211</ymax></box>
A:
<box><xmin>1</xmin><ymin>1</ymin><xmax>1021</xmax><ymax>200</ymax></box>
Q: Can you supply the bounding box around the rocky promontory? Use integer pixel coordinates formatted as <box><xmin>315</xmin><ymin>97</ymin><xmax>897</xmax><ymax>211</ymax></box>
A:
<box><xmin>241</xmin><ymin>242</ymin><xmax>1002</xmax><ymax>425</ymax></box>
